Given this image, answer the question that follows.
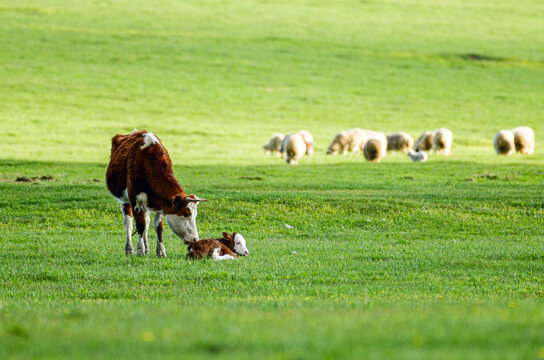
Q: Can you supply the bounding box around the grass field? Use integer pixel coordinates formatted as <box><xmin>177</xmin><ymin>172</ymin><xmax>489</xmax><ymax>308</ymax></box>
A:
<box><xmin>1</xmin><ymin>0</ymin><xmax>544</xmax><ymax>358</ymax></box>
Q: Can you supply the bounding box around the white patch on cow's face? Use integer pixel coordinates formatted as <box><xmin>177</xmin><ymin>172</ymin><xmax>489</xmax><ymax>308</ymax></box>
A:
<box><xmin>135</xmin><ymin>192</ymin><xmax>148</xmax><ymax>213</ymax></box>
<box><xmin>233</xmin><ymin>233</ymin><xmax>249</xmax><ymax>256</ymax></box>
<box><xmin>141</xmin><ymin>132</ymin><xmax>159</xmax><ymax>149</ymax></box>
<box><xmin>164</xmin><ymin>202</ymin><xmax>199</xmax><ymax>244</ymax></box>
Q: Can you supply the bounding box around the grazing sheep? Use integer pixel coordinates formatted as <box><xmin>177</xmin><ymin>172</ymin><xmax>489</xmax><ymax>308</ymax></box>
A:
<box><xmin>493</xmin><ymin>130</ymin><xmax>515</xmax><ymax>155</ymax></box>
<box><xmin>186</xmin><ymin>232</ymin><xmax>249</xmax><ymax>260</ymax></box>
<box><xmin>494</xmin><ymin>127</ymin><xmax>535</xmax><ymax>155</ymax></box>
<box><xmin>407</xmin><ymin>149</ymin><xmax>428</xmax><ymax>162</ymax></box>
<box><xmin>386</xmin><ymin>132</ymin><xmax>414</xmax><ymax>153</ymax></box>
<box><xmin>326</xmin><ymin>130</ymin><xmax>351</xmax><ymax>155</ymax></box>
<box><xmin>282</xmin><ymin>133</ymin><xmax>307</xmax><ymax>165</ymax></box>
<box><xmin>263</xmin><ymin>133</ymin><xmax>285</xmax><ymax>156</ymax></box>
<box><xmin>298</xmin><ymin>130</ymin><xmax>315</xmax><ymax>156</ymax></box>
<box><xmin>358</xmin><ymin>129</ymin><xmax>378</xmax><ymax>151</ymax></box>
<box><xmin>413</xmin><ymin>131</ymin><xmax>434</xmax><ymax>151</ymax></box>
<box><xmin>512</xmin><ymin>126</ymin><xmax>535</xmax><ymax>154</ymax></box>
<box><xmin>432</xmin><ymin>128</ymin><xmax>453</xmax><ymax>155</ymax></box>
<box><xmin>327</xmin><ymin>128</ymin><xmax>375</xmax><ymax>155</ymax></box>
<box><xmin>363</xmin><ymin>132</ymin><xmax>387</xmax><ymax>162</ymax></box>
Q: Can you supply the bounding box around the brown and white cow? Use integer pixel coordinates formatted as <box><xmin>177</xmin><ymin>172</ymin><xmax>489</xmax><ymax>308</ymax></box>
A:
<box><xmin>106</xmin><ymin>129</ymin><xmax>208</xmax><ymax>257</ymax></box>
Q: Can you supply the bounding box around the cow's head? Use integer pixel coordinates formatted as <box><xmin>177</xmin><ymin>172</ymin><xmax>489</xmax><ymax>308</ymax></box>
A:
<box><xmin>165</xmin><ymin>194</ymin><xmax>208</xmax><ymax>244</ymax></box>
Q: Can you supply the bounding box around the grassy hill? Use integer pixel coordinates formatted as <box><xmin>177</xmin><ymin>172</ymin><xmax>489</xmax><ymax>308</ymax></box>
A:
<box><xmin>1</xmin><ymin>0</ymin><xmax>543</xmax><ymax>358</ymax></box>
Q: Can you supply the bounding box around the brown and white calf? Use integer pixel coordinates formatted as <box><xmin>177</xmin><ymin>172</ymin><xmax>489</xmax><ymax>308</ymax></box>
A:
<box><xmin>186</xmin><ymin>232</ymin><xmax>249</xmax><ymax>260</ymax></box>
<box><xmin>106</xmin><ymin>129</ymin><xmax>208</xmax><ymax>257</ymax></box>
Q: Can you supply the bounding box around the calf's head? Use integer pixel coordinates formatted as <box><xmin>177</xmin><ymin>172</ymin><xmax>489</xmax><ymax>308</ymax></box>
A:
<box><xmin>222</xmin><ymin>232</ymin><xmax>249</xmax><ymax>256</ymax></box>
<box><xmin>165</xmin><ymin>194</ymin><xmax>208</xmax><ymax>244</ymax></box>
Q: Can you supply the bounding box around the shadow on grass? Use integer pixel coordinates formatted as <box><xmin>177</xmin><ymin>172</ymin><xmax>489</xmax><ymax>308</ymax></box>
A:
<box><xmin>0</xmin><ymin>158</ymin><xmax>543</xmax><ymax>193</ymax></box>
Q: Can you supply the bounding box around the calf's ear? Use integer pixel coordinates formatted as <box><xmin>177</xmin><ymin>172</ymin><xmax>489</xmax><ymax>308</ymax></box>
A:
<box><xmin>222</xmin><ymin>232</ymin><xmax>233</xmax><ymax>239</ymax></box>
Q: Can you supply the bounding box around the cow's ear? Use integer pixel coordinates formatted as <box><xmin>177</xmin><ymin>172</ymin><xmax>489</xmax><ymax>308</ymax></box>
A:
<box><xmin>173</xmin><ymin>194</ymin><xmax>184</xmax><ymax>209</ymax></box>
<box><xmin>222</xmin><ymin>232</ymin><xmax>232</xmax><ymax>239</ymax></box>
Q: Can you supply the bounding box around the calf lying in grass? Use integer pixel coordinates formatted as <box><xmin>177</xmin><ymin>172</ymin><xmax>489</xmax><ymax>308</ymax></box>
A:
<box><xmin>186</xmin><ymin>232</ymin><xmax>249</xmax><ymax>260</ymax></box>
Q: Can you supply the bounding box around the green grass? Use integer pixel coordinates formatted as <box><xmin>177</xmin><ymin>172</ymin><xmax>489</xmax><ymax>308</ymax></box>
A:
<box><xmin>1</xmin><ymin>0</ymin><xmax>544</xmax><ymax>358</ymax></box>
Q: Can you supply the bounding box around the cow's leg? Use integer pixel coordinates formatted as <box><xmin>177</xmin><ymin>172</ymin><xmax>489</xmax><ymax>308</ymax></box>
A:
<box><xmin>121</xmin><ymin>203</ymin><xmax>134</xmax><ymax>255</ymax></box>
<box><xmin>132</xmin><ymin>192</ymin><xmax>150</xmax><ymax>256</ymax></box>
<box><xmin>154</xmin><ymin>212</ymin><xmax>166</xmax><ymax>258</ymax></box>
<box><xmin>133</xmin><ymin>209</ymin><xmax>147</xmax><ymax>257</ymax></box>
<box><xmin>143</xmin><ymin>211</ymin><xmax>150</xmax><ymax>255</ymax></box>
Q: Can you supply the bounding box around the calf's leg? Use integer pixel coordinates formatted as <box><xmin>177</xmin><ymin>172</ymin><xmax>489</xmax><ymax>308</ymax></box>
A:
<box><xmin>212</xmin><ymin>245</ymin><xmax>238</xmax><ymax>261</ymax></box>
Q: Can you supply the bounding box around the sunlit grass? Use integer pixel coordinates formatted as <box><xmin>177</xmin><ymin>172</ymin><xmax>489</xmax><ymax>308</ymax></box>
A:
<box><xmin>0</xmin><ymin>0</ymin><xmax>543</xmax><ymax>358</ymax></box>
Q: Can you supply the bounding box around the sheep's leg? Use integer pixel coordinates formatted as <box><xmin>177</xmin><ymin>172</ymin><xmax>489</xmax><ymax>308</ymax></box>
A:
<box><xmin>154</xmin><ymin>212</ymin><xmax>166</xmax><ymax>258</ymax></box>
<box><xmin>121</xmin><ymin>203</ymin><xmax>134</xmax><ymax>255</ymax></box>
<box><xmin>349</xmin><ymin>143</ymin><xmax>360</xmax><ymax>153</ymax></box>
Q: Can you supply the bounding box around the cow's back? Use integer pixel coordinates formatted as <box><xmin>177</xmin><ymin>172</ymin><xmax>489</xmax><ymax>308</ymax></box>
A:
<box><xmin>106</xmin><ymin>130</ymin><xmax>147</xmax><ymax>199</ymax></box>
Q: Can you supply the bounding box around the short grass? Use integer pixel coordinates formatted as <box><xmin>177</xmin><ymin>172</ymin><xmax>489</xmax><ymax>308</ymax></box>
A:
<box><xmin>1</xmin><ymin>0</ymin><xmax>543</xmax><ymax>359</ymax></box>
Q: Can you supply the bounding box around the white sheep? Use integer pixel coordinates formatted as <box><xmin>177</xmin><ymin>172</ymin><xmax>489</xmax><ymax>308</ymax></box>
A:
<box><xmin>494</xmin><ymin>127</ymin><xmax>535</xmax><ymax>155</ymax></box>
<box><xmin>413</xmin><ymin>131</ymin><xmax>434</xmax><ymax>151</ymax></box>
<box><xmin>282</xmin><ymin>133</ymin><xmax>307</xmax><ymax>165</ymax></box>
<box><xmin>297</xmin><ymin>130</ymin><xmax>315</xmax><ymax>156</ymax></box>
<box><xmin>327</xmin><ymin>128</ymin><xmax>376</xmax><ymax>155</ymax></box>
<box><xmin>326</xmin><ymin>130</ymin><xmax>350</xmax><ymax>155</ymax></box>
<box><xmin>407</xmin><ymin>149</ymin><xmax>428</xmax><ymax>162</ymax></box>
<box><xmin>386</xmin><ymin>132</ymin><xmax>414</xmax><ymax>153</ymax></box>
<box><xmin>512</xmin><ymin>126</ymin><xmax>535</xmax><ymax>154</ymax></box>
<box><xmin>363</xmin><ymin>132</ymin><xmax>387</xmax><ymax>162</ymax></box>
<box><xmin>263</xmin><ymin>133</ymin><xmax>285</xmax><ymax>156</ymax></box>
<box><xmin>493</xmin><ymin>130</ymin><xmax>515</xmax><ymax>155</ymax></box>
<box><xmin>358</xmin><ymin>129</ymin><xmax>378</xmax><ymax>151</ymax></box>
<box><xmin>432</xmin><ymin>128</ymin><xmax>453</xmax><ymax>155</ymax></box>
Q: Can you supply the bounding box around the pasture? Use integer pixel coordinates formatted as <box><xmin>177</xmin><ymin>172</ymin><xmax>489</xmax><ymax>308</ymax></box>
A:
<box><xmin>1</xmin><ymin>0</ymin><xmax>543</xmax><ymax>358</ymax></box>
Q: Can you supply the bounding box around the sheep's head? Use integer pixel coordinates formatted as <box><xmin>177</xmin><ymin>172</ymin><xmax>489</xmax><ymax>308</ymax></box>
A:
<box><xmin>327</xmin><ymin>142</ymin><xmax>340</xmax><ymax>154</ymax></box>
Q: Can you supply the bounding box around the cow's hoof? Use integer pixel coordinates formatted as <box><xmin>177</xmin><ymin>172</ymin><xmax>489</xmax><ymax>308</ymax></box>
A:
<box><xmin>156</xmin><ymin>244</ymin><xmax>167</xmax><ymax>258</ymax></box>
<box><xmin>145</xmin><ymin>246</ymin><xmax>150</xmax><ymax>255</ymax></box>
<box><xmin>137</xmin><ymin>242</ymin><xmax>146</xmax><ymax>256</ymax></box>
<box><xmin>125</xmin><ymin>245</ymin><xmax>134</xmax><ymax>256</ymax></box>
